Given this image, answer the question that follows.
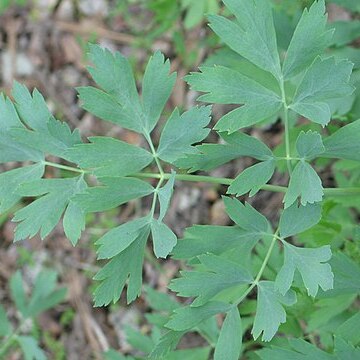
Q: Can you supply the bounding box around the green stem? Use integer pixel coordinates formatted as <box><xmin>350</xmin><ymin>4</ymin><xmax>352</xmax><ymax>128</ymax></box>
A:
<box><xmin>284</xmin><ymin>107</ymin><xmax>292</xmax><ymax>175</ymax></box>
<box><xmin>144</xmin><ymin>133</ymin><xmax>165</xmax><ymax>177</ymax></box>
<box><xmin>150</xmin><ymin>177</ymin><xmax>165</xmax><ymax>217</ymax></box>
<box><xmin>254</xmin><ymin>230</ymin><xmax>279</xmax><ymax>285</ymax></box>
<box><xmin>134</xmin><ymin>172</ymin><xmax>234</xmax><ymax>186</ymax></box>
<box><xmin>235</xmin><ymin>229</ymin><xmax>280</xmax><ymax>306</ymax></box>
<box><xmin>43</xmin><ymin>161</ymin><xmax>87</xmax><ymax>174</ymax></box>
<box><xmin>323</xmin><ymin>187</ymin><xmax>360</xmax><ymax>196</ymax></box>
<box><xmin>143</xmin><ymin>133</ymin><xmax>165</xmax><ymax>217</ymax></box>
<box><xmin>280</xmin><ymin>76</ymin><xmax>292</xmax><ymax>175</ymax></box>
<box><xmin>41</xmin><ymin>162</ymin><xmax>360</xmax><ymax>197</ymax></box>
<box><xmin>133</xmin><ymin>172</ymin><xmax>360</xmax><ymax>196</ymax></box>
<box><xmin>276</xmin><ymin>156</ymin><xmax>302</xmax><ymax>161</ymax></box>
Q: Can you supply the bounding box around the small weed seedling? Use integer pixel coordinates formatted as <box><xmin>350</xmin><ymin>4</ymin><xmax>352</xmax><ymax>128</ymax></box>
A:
<box><xmin>0</xmin><ymin>271</ymin><xmax>66</xmax><ymax>359</ymax></box>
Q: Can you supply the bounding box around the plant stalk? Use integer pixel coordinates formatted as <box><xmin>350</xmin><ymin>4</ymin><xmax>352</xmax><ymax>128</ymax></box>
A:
<box><xmin>43</xmin><ymin>161</ymin><xmax>87</xmax><ymax>174</ymax></box>
<box><xmin>143</xmin><ymin>133</ymin><xmax>165</xmax><ymax>217</ymax></box>
<box><xmin>283</xmin><ymin>106</ymin><xmax>293</xmax><ymax>175</ymax></box>
<box><xmin>280</xmin><ymin>76</ymin><xmax>293</xmax><ymax>175</ymax></box>
<box><xmin>235</xmin><ymin>230</ymin><xmax>280</xmax><ymax>306</ymax></box>
<box><xmin>42</xmin><ymin>162</ymin><xmax>360</xmax><ymax>197</ymax></box>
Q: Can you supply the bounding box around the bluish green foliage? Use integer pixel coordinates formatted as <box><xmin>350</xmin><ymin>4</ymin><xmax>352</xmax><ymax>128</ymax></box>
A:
<box><xmin>252</xmin><ymin>281</ymin><xmax>297</xmax><ymax>342</ymax></box>
<box><xmin>228</xmin><ymin>159</ymin><xmax>276</xmax><ymax>197</ymax></box>
<box><xmin>65</xmin><ymin>136</ymin><xmax>153</xmax><ymax>177</ymax></box>
<box><xmin>165</xmin><ymin>302</ymin><xmax>232</xmax><ymax>331</ymax></box>
<box><xmin>283</xmin><ymin>160</ymin><xmax>324</xmax><ymax>207</ymax></box>
<box><xmin>1</xmin><ymin>0</ymin><xmax>359</xmax><ymax>358</ymax></box>
<box><xmin>185</xmin><ymin>65</ymin><xmax>282</xmax><ymax>132</ymax></box>
<box><xmin>275</xmin><ymin>243</ymin><xmax>333</xmax><ymax>296</ymax></box>
<box><xmin>289</xmin><ymin>57</ymin><xmax>353</xmax><ymax>126</ymax></box>
<box><xmin>169</xmin><ymin>254</ymin><xmax>253</xmax><ymax>306</ymax></box>
<box><xmin>282</xmin><ymin>0</ymin><xmax>333</xmax><ymax>79</ymax></box>
<box><xmin>213</xmin><ymin>306</ymin><xmax>242</xmax><ymax>360</ymax></box>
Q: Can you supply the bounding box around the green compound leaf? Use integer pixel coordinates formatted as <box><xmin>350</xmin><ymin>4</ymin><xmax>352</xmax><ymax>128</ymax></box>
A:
<box><xmin>0</xmin><ymin>163</ymin><xmax>44</xmax><ymax>214</ymax></box>
<box><xmin>13</xmin><ymin>176</ymin><xmax>87</xmax><ymax>241</ymax></box>
<box><xmin>158</xmin><ymin>170</ymin><xmax>176</xmax><ymax>222</ymax></box>
<box><xmin>279</xmin><ymin>203</ymin><xmax>322</xmax><ymax>238</ymax></box>
<box><xmin>296</xmin><ymin>130</ymin><xmax>325</xmax><ymax>160</ymax></box>
<box><xmin>283</xmin><ymin>161</ymin><xmax>324</xmax><ymax>208</ymax></box>
<box><xmin>275</xmin><ymin>243</ymin><xmax>334</xmax><ymax>297</ymax></box>
<box><xmin>185</xmin><ymin>66</ymin><xmax>282</xmax><ymax>133</ymax></box>
<box><xmin>0</xmin><ymin>94</ymin><xmax>43</xmax><ymax>163</ymax></box>
<box><xmin>172</xmin><ymin>225</ymin><xmax>262</xmax><ymax>259</ymax></box>
<box><xmin>289</xmin><ymin>57</ymin><xmax>354</xmax><ymax>126</ymax></box>
<box><xmin>176</xmin><ymin>131</ymin><xmax>273</xmax><ymax>172</ymax></box>
<box><xmin>169</xmin><ymin>254</ymin><xmax>253</xmax><ymax>306</ymax></box>
<box><xmin>252</xmin><ymin>281</ymin><xmax>297</xmax><ymax>342</ymax></box>
<box><xmin>323</xmin><ymin>119</ymin><xmax>360</xmax><ymax>162</ymax></box>
<box><xmin>73</xmin><ymin>177</ymin><xmax>154</xmax><ymax>213</ymax></box>
<box><xmin>65</xmin><ymin>136</ymin><xmax>153</xmax><ymax>177</ymax></box>
<box><xmin>11</xmin><ymin>82</ymin><xmax>82</xmax><ymax>159</ymax></box>
<box><xmin>150</xmin><ymin>219</ymin><xmax>177</xmax><ymax>258</ymax></box>
<box><xmin>96</xmin><ymin>217</ymin><xmax>151</xmax><ymax>260</ymax></box>
<box><xmin>158</xmin><ymin>106</ymin><xmax>211</xmax><ymax>164</ymax></box>
<box><xmin>165</xmin><ymin>301</ymin><xmax>231</xmax><ymax>332</ymax></box>
<box><xmin>227</xmin><ymin>159</ymin><xmax>275</xmax><ymax>197</ymax></box>
<box><xmin>209</xmin><ymin>0</ymin><xmax>281</xmax><ymax>80</ymax></box>
<box><xmin>214</xmin><ymin>306</ymin><xmax>242</xmax><ymax>360</ymax></box>
<box><xmin>142</xmin><ymin>51</ymin><xmax>177</xmax><ymax>132</ymax></box>
<box><xmin>93</xmin><ymin>224</ymin><xmax>150</xmax><ymax>306</ymax></box>
<box><xmin>282</xmin><ymin>0</ymin><xmax>333</xmax><ymax>79</ymax></box>
<box><xmin>79</xmin><ymin>45</ymin><xmax>175</xmax><ymax>135</ymax></box>
<box><xmin>0</xmin><ymin>2</ymin><xmax>358</xmax><ymax>353</ymax></box>
<box><xmin>223</xmin><ymin>197</ymin><xmax>270</xmax><ymax>233</ymax></box>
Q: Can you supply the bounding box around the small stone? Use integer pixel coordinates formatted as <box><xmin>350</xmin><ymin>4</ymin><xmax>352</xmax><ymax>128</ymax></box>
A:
<box><xmin>79</xmin><ymin>0</ymin><xmax>108</xmax><ymax>16</ymax></box>
<box><xmin>210</xmin><ymin>199</ymin><xmax>228</xmax><ymax>226</ymax></box>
